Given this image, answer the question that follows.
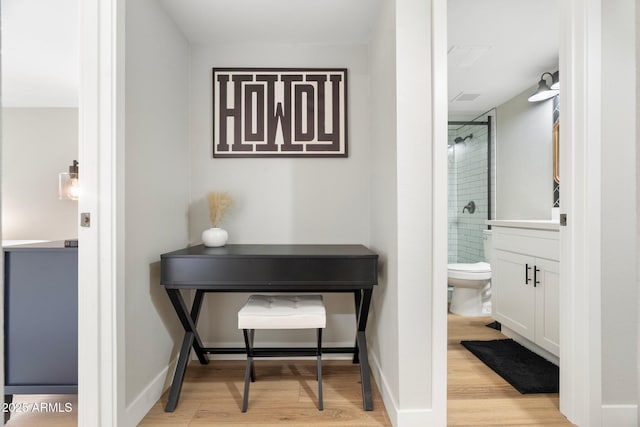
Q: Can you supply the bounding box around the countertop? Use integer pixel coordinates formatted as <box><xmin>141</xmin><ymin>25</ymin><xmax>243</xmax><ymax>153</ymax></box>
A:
<box><xmin>2</xmin><ymin>240</ymin><xmax>49</xmax><ymax>247</ymax></box>
<box><xmin>3</xmin><ymin>240</ymin><xmax>76</xmax><ymax>250</ymax></box>
<box><xmin>487</xmin><ymin>219</ymin><xmax>560</xmax><ymax>231</ymax></box>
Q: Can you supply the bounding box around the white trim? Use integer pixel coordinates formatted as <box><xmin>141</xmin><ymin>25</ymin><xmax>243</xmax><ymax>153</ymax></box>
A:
<box><xmin>370</xmin><ymin>352</ymin><xmax>398</xmax><ymax>425</ymax></box>
<box><xmin>124</xmin><ymin>358</ymin><xmax>178</xmax><ymax>427</ymax></box>
<box><xmin>78</xmin><ymin>0</ymin><xmax>125</xmax><ymax>425</ymax></box>
<box><xmin>430</xmin><ymin>0</ymin><xmax>448</xmax><ymax>426</ymax></box>
<box><xmin>370</xmin><ymin>352</ymin><xmax>433</xmax><ymax>427</ymax></box>
<box><xmin>558</xmin><ymin>0</ymin><xmax>603</xmax><ymax>425</ymax></box>
<box><xmin>397</xmin><ymin>409</ymin><xmax>434</xmax><ymax>426</ymax></box>
<box><xmin>601</xmin><ymin>405</ymin><xmax>638</xmax><ymax>427</ymax></box>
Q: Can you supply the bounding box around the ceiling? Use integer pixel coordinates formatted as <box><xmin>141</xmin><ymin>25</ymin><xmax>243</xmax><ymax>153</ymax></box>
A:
<box><xmin>447</xmin><ymin>0</ymin><xmax>559</xmax><ymax>116</ymax></box>
<box><xmin>159</xmin><ymin>0</ymin><xmax>383</xmax><ymax>45</ymax></box>
<box><xmin>1</xmin><ymin>0</ymin><xmax>558</xmax><ymax>114</ymax></box>
<box><xmin>1</xmin><ymin>0</ymin><xmax>78</xmax><ymax>107</ymax></box>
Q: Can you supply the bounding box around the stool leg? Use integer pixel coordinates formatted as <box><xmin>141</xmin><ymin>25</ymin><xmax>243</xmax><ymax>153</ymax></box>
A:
<box><xmin>317</xmin><ymin>328</ymin><xmax>324</xmax><ymax>411</ymax></box>
<box><xmin>242</xmin><ymin>329</ymin><xmax>253</xmax><ymax>412</ymax></box>
<box><xmin>249</xmin><ymin>329</ymin><xmax>256</xmax><ymax>382</ymax></box>
<box><xmin>242</xmin><ymin>356</ymin><xmax>252</xmax><ymax>412</ymax></box>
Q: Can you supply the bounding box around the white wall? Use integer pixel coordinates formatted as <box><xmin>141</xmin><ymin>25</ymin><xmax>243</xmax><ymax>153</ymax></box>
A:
<box><xmin>394</xmin><ymin>0</ymin><xmax>434</xmax><ymax>422</ymax></box>
<box><xmin>637</xmin><ymin>3</ymin><xmax>640</xmax><ymax>423</ymax></box>
<box><xmin>495</xmin><ymin>88</ymin><xmax>554</xmax><ymax>219</ymax></box>
<box><xmin>601</xmin><ymin>0</ymin><xmax>638</xmax><ymax>417</ymax></box>
<box><xmin>124</xmin><ymin>0</ymin><xmax>190</xmax><ymax>422</ymax></box>
<box><xmin>368</xmin><ymin>0</ymin><xmax>400</xmax><ymax>417</ymax></box>
<box><xmin>188</xmin><ymin>44</ymin><xmax>372</xmax><ymax>348</ymax></box>
<box><xmin>2</xmin><ymin>108</ymin><xmax>78</xmax><ymax>240</ymax></box>
<box><xmin>369</xmin><ymin>1</ymin><xmax>437</xmax><ymax>424</ymax></box>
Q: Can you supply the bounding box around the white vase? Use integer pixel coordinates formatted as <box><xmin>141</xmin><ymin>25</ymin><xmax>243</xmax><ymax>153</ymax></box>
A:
<box><xmin>202</xmin><ymin>227</ymin><xmax>228</xmax><ymax>247</ymax></box>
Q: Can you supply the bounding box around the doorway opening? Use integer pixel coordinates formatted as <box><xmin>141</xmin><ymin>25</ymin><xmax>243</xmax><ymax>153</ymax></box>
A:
<box><xmin>445</xmin><ymin>0</ymin><xmax>566</xmax><ymax>424</ymax></box>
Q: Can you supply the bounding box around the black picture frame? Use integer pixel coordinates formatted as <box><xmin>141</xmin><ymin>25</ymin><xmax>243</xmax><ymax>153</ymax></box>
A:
<box><xmin>212</xmin><ymin>68</ymin><xmax>348</xmax><ymax>158</ymax></box>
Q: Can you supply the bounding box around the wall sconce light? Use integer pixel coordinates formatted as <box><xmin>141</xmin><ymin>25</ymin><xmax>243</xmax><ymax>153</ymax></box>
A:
<box><xmin>59</xmin><ymin>160</ymin><xmax>79</xmax><ymax>200</ymax></box>
<box><xmin>528</xmin><ymin>71</ymin><xmax>559</xmax><ymax>102</ymax></box>
<box><xmin>550</xmin><ymin>70</ymin><xmax>559</xmax><ymax>90</ymax></box>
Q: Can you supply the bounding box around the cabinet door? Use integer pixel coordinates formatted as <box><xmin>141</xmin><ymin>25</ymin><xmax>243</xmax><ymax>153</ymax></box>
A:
<box><xmin>492</xmin><ymin>249</ymin><xmax>535</xmax><ymax>341</ymax></box>
<box><xmin>5</xmin><ymin>250</ymin><xmax>78</xmax><ymax>386</ymax></box>
<box><xmin>534</xmin><ymin>258</ymin><xmax>560</xmax><ymax>356</ymax></box>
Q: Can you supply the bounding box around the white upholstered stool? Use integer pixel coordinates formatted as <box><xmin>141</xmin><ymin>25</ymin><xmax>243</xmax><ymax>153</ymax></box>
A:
<box><xmin>238</xmin><ymin>294</ymin><xmax>326</xmax><ymax>412</ymax></box>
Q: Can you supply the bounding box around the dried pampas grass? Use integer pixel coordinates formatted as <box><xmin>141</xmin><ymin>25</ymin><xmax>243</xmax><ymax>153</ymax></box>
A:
<box><xmin>207</xmin><ymin>191</ymin><xmax>233</xmax><ymax>227</ymax></box>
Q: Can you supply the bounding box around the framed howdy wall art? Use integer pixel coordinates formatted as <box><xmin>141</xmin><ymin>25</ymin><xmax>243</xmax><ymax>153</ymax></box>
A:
<box><xmin>212</xmin><ymin>68</ymin><xmax>348</xmax><ymax>157</ymax></box>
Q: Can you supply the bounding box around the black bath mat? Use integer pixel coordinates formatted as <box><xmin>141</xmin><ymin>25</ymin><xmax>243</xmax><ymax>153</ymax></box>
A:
<box><xmin>461</xmin><ymin>339</ymin><xmax>559</xmax><ymax>394</ymax></box>
<box><xmin>485</xmin><ymin>321</ymin><xmax>501</xmax><ymax>331</ymax></box>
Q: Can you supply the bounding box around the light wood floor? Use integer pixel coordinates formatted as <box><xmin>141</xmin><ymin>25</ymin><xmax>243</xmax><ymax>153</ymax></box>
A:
<box><xmin>448</xmin><ymin>313</ymin><xmax>574</xmax><ymax>426</ymax></box>
<box><xmin>140</xmin><ymin>359</ymin><xmax>391</xmax><ymax>426</ymax></box>
<box><xmin>5</xmin><ymin>315</ymin><xmax>576</xmax><ymax>426</ymax></box>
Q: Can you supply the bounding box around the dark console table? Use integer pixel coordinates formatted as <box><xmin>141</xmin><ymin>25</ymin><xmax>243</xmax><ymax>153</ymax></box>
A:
<box><xmin>3</xmin><ymin>241</ymin><xmax>78</xmax><ymax>408</ymax></box>
<box><xmin>160</xmin><ymin>244</ymin><xmax>378</xmax><ymax>412</ymax></box>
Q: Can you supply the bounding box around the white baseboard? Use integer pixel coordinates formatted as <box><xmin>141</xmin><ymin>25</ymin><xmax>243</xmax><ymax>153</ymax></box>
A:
<box><xmin>123</xmin><ymin>357</ymin><xmax>177</xmax><ymax>427</ymax></box>
<box><xmin>369</xmin><ymin>351</ymin><xmax>399</xmax><ymax>425</ymax></box>
<box><xmin>601</xmin><ymin>404</ymin><xmax>638</xmax><ymax>427</ymax></box>
<box><xmin>369</xmin><ymin>352</ymin><xmax>433</xmax><ymax>427</ymax></box>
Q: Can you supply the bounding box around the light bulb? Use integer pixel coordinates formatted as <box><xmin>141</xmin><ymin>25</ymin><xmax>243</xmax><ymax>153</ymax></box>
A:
<box><xmin>68</xmin><ymin>177</ymin><xmax>80</xmax><ymax>200</ymax></box>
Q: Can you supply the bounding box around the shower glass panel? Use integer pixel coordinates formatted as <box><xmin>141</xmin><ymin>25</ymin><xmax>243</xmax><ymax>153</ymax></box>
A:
<box><xmin>448</xmin><ymin>119</ymin><xmax>493</xmax><ymax>263</ymax></box>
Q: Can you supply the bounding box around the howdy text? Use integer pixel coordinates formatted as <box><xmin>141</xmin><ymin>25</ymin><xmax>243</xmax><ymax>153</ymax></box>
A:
<box><xmin>213</xmin><ymin>69</ymin><xmax>347</xmax><ymax>156</ymax></box>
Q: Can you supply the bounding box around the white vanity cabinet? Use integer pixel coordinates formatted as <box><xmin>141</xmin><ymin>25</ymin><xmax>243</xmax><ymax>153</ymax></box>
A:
<box><xmin>488</xmin><ymin>221</ymin><xmax>560</xmax><ymax>359</ymax></box>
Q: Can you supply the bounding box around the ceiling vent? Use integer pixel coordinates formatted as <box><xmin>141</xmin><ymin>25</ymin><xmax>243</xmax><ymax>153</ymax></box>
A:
<box><xmin>450</xmin><ymin>92</ymin><xmax>481</xmax><ymax>102</ymax></box>
<box><xmin>448</xmin><ymin>45</ymin><xmax>492</xmax><ymax>68</ymax></box>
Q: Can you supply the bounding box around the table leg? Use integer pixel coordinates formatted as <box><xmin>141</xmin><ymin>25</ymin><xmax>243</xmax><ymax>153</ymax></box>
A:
<box><xmin>353</xmin><ymin>291</ymin><xmax>362</xmax><ymax>363</ymax></box>
<box><xmin>165</xmin><ymin>331</ymin><xmax>195</xmax><ymax>412</ymax></box>
<box><xmin>356</xmin><ymin>289</ymin><xmax>373</xmax><ymax>411</ymax></box>
<box><xmin>357</xmin><ymin>331</ymin><xmax>373</xmax><ymax>411</ymax></box>
<box><xmin>166</xmin><ymin>288</ymin><xmax>208</xmax><ymax>363</ymax></box>
<box><xmin>189</xmin><ymin>290</ymin><xmax>208</xmax><ymax>364</ymax></box>
<box><xmin>164</xmin><ymin>289</ymin><xmax>209</xmax><ymax>412</ymax></box>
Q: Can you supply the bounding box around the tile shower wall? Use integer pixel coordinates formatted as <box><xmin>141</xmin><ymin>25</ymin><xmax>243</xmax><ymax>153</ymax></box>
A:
<box><xmin>448</xmin><ymin>132</ymin><xmax>458</xmax><ymax>262</ymax></box>
<box><xmin>448</xmin><ymin>117</ymin><xmax>495</xmax><ymax>264</ymax></box>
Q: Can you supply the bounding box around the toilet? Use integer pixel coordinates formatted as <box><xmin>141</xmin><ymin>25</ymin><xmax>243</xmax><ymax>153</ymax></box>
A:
<box><xmin>448</xmin><ymin>230</ymin><xmax>492</xmax><ymax>316</ymax></box>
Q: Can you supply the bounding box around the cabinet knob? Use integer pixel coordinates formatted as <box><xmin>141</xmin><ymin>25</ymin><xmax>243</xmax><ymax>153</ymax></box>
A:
<box><xmin>525</xmin><ymin>264</ymin><xmax>532</xmax><ymax>284</ymax></box>
<box><xmin>534</xmin><ymin>266</ymin><xmax>541</xmax><ymax>287</ymax></box>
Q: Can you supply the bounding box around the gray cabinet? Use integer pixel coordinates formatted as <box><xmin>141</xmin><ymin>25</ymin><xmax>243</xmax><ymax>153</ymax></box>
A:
<box><xmin>4</xmin><ymin>241</ymin><xmax>78</xmax><ymax>398</ymax></box>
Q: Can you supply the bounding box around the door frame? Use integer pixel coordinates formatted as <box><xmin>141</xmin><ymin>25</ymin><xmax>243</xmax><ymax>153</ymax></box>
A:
<box><xmin>77</xmin><ymin>0</ymin><xmax>125</xmax><ymax>425</ymax></box>
<box><xmin>555</xmin><ymin>1</ymin><xmax>603</xmax><ymax>424</ymax></box>
<box><xmin>431</xmin><ymin>0</ymin><xmax>603</xmax><ymax>425</ymax></box>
